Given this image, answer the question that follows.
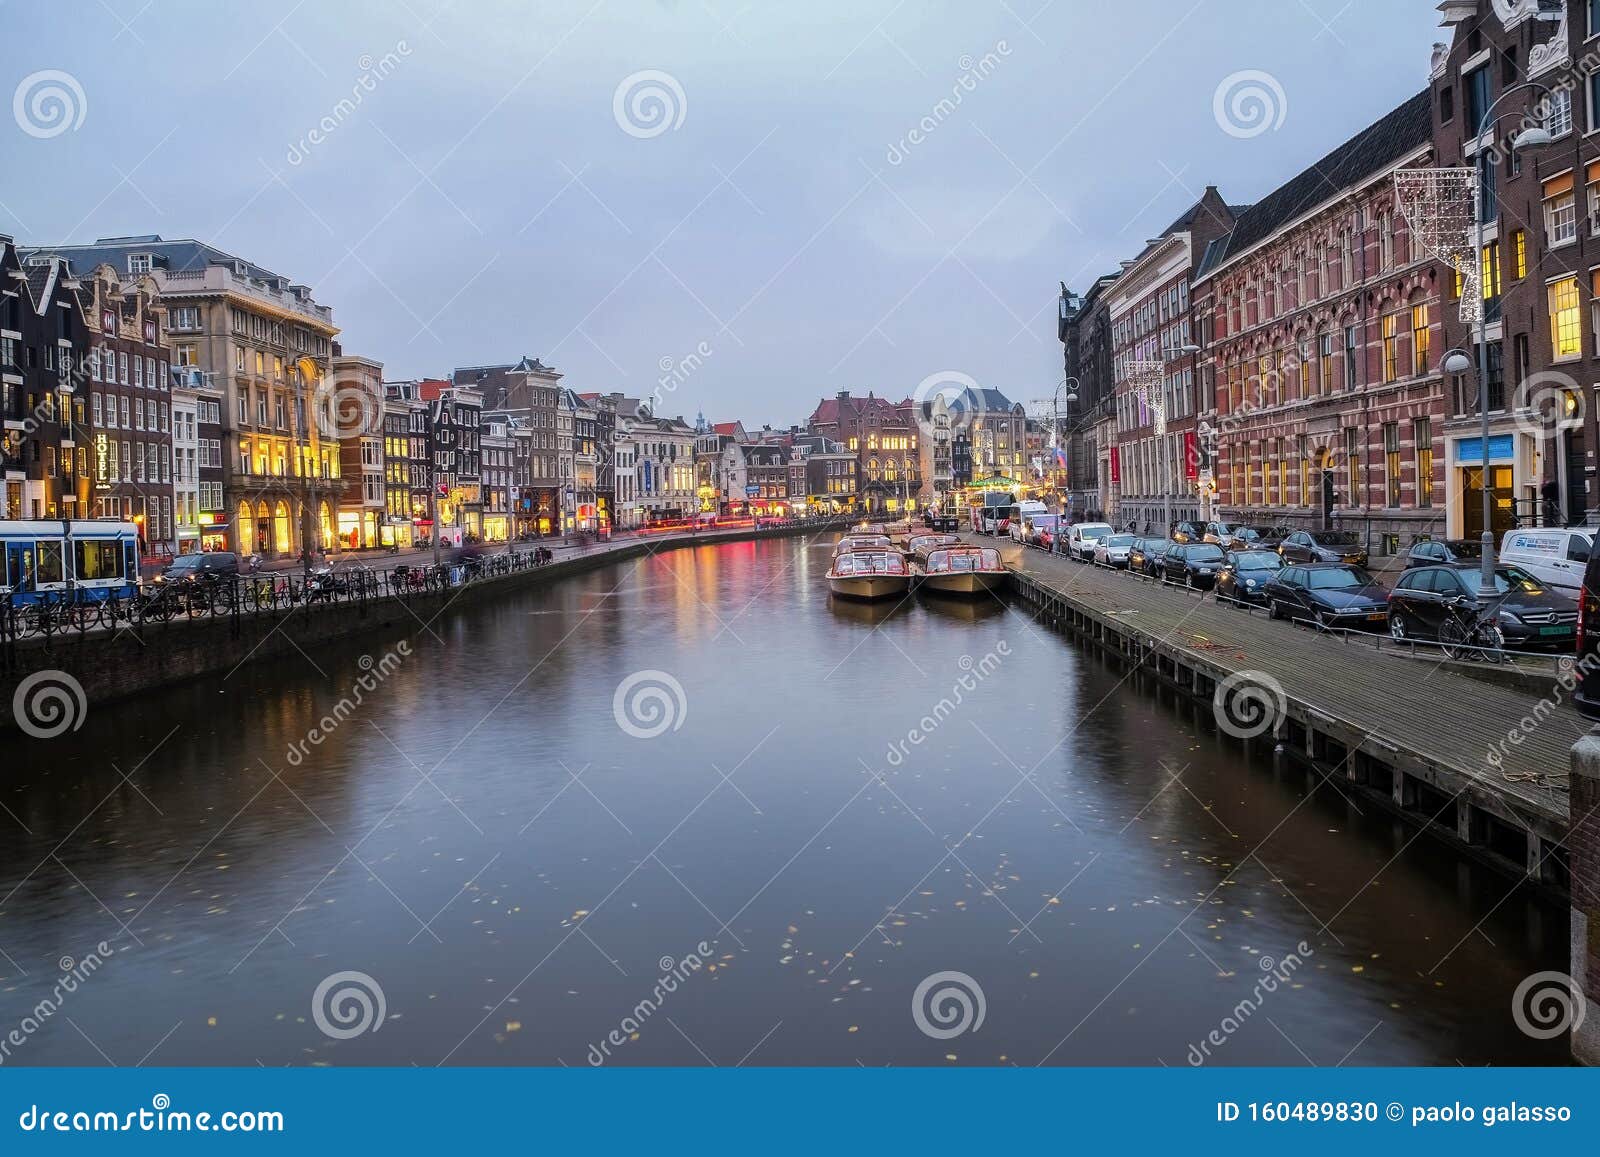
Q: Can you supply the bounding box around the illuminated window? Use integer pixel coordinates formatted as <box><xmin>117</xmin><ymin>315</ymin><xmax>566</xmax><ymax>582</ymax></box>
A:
<box><xmin>1346</xmin><ymin>427</ymin><xmax>1360</xmax><ymax>506</ymax></box>
<box><xmin>1480</xmin><ymin>244</ymin><xmax>1500</xmax><ymax>302</ymax></box>
<box><xmin>1411</xmin><ymin>303</ymin><xmax>1430</xmax><ymax>376</ymax></box>
<box><xmin>1384</xmin><ymin>423</ymin><xmax>1401</xmax><ymax>507</ymax></box>
<box><xmin>1550</xmin><ymin>275</ymin><xmax>1582</xmax><ymax>359</ymax></box>
<box><xmin>1298</xmin><ymin>435</ymin><xmax>1309</xmax><ymax>506</ymax></box>
<box><xmin>1320</xmin><ymin>332</ymin><xmax>1334</xmax><ymax>393</ymax></box>
<box><xmin>1414</xmin><ymin>418</ymin><xmax>1433</xmax><ymax>508</ymax></box>
<box><xmin>1381</xmin><ymin>314</ymin><xmax>1398</xmax><ymax>382</ymax></box>
<box><xmin>1511</xmin><ymin>228</ymin><xmax>1527</xmax><ymax>278</ymax></box>
<box><xmin>1265</xmin><ymin>440</ymin><xmax>1278</xmax><ymax>506</ymax></box>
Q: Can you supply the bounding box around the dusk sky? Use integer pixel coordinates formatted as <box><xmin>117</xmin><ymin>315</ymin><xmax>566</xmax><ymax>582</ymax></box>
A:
<box><xmin>2</xmin><ymin>0</ymin><xmax>1442</xmax><ymax>425</ymax></box>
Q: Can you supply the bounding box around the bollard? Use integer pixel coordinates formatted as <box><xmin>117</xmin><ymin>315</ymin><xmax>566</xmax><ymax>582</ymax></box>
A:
<box><xmin>1572</xmin><ymin>730</ymin><xmax>1600</xmax><ymax>1066</ymax></box>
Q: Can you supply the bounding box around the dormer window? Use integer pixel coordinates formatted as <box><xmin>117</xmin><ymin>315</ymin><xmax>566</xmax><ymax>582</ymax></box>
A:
<box><xmin>127</xmin><ymin>253</ymin><xmax>152</xmax><ymax>274</ymax></box>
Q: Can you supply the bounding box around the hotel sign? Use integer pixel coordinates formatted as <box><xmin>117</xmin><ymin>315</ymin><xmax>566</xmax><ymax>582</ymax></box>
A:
<box><xmin>94</xmin><ymin>433</ymin><xmax>110</xmax><ymax>490</ymax></box>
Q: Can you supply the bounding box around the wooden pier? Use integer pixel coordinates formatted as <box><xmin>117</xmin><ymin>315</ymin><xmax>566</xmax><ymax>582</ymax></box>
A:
<box><xmin>991</xmin><ymin>539</ymin><xmax>1576</xmax><ymax>895</ymax></box>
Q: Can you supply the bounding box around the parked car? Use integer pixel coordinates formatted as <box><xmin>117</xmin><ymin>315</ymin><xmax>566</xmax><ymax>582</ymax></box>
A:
<box><xmin>1023</xmin><ymin>513</ymin><xmax>1061</xmax><ymax>548</ymax></box>
<box><xmin>1201</xmin><ymin>521</ymin><xmax>1241</xmax><ymax>545</ymax></box>
<box><xmin>1387</xmin><ymin>563</ymin><xmax>1577</xmax><ymax>651</ymax></box>
<box><xmin>1066</xmin><ymin>521</ymin><xmax>1114</xmax><ymax>562</ymax></box>
<box><xmin>1575</xmin><ymin>549</ymin><xmax>1600</xmax><ymax>720</ymax></box>
<box><xmin>1278</xmin><ymin>529</ymin><xmax>1369</xmax><ymax>568</ymax></box>
<box><xmin>1403</xmin><ymin>538</ymin><xmax>1482</xmax><ymax>568</ymax></box>
<box><xmin>1093</xmin><ymin>533</ymin><xmax>1137</xmax><ymax>568</ymax></box>
<box><xmin>1128</xmin><ymin>536</ymin><xmax>1169</xmax><ymax>576</ymax></box>
<box><xmin>1226</xmin><ymin>525</ymin><xmax>1283</xmax><ymax>551</ymax></box>
<box><xmin>1157</xmin><ymin>541</ymin><xmax>1228</xmax><ymax>589</ymax></box>
<box><xmin>1214</xmin><ymin>548</ymin><xmax>1284</xmax><ymax>604</ymax></box>
<box><xmin>1170</xmin><ymin>521</ymin><xmax>1203</xmax><ymax>543</ymax></box>
<box><xmin>1498</xmin><ymin>527</ymin><xmax>1592</xmax><ymax>597</ymax></box>
<box><xmin>1263</xmin><ymin>563</ymin><xmax>1388</xmax><ymax>629</ymax></box>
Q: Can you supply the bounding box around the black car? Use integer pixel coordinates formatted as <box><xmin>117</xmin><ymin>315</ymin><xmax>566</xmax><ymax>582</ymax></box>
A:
<box><xmin>1263</xmin><ymin>563</ymin><xmax>1388</xmax><ymax>629</ymax></box>
<box><xmin>1388</xmin><ymin>563</ymin><xmax>1577</xmax><ymax>651</ymax></box>
<box><xmin>1214</xmin><ymin>548</ymin><xmax>1284</xmax><ymax>604</ymax></box>
<box><xmin>1278</xmin><ymin>529</ymin><xmax>1369</xmax><ymax>568</ymax></box>
<box><xmin>1128</xmin><ymin>536</ymin><xmax>1169</xmax><ymax>575</ymax></box>
<box><xmin>155</xmin><ymin>551</ymin><xmax>240</xmax><ymax>587</ymax></box>
<box><xmin>1227</xmin><ymin>525</ymin><xmax>1284</xmax><ymax>551</ymax></box>
<box><xmin>1158</xmin><ymin>541</ymin><xmax>1227</xmax><ymax>589</ymax></box>
<box><xmin>1402</xmin><ymin>538</ymin><xmax>1482</xmax><ymax>568</ymax></box>
<box><xmin>1577</xmin><ymin>550</ymin><xmax>1600</xmax><ymax>720</ymax></box>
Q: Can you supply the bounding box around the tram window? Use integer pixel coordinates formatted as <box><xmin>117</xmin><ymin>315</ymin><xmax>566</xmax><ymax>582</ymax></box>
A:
<box><xmin>75</xmin><ymin>539</ymin><xmax>122</xmax><ymax>580</ymax></box>
<box><xmin>36</xmin><ymin>541</ymin><xmax>64</xmax><ymax>584</ymax></box>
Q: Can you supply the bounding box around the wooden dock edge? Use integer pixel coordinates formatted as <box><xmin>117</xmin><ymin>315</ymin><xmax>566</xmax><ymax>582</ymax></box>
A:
<box><xmin>1007</xmin><ymin>568</ymin><xmax>1570</xmax><ymax>903</ymax></box>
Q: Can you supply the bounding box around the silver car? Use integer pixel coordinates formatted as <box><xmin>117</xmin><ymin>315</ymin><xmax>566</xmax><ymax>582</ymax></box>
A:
<box><xmin>1092</xmin><ymin>533</ymin><xmax>1137</xmax><ymax>568</ymax></box>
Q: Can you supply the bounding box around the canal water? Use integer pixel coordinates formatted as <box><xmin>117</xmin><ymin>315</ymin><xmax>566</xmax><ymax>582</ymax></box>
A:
<box><xmin>0</xmin><ymin>536</ymin><xmax>1570</xmax><ymax>1066</ymax></box>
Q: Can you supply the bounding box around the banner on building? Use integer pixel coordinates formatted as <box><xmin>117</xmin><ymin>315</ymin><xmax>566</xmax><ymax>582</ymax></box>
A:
<box><xmin>1109</xmin><ymin>446</ymin><xmax>1120</xmax><ymax>484</ymax></box>
<box><xmin>1183</xmin><ymin>430</ymin><xmax>1199</xmax><ymax>480</ymax></box>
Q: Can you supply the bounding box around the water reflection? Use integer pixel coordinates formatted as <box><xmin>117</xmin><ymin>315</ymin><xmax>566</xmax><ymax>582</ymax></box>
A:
<box><xmin>0</xmin><ymin>537</ymin><xmax>1569</xmax><ymax>1068</ymax></box>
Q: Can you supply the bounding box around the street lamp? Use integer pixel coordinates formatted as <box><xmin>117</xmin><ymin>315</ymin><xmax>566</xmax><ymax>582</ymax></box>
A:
<box><xmin>1459</xmin><ymin>82</ymin><xmax>1554</xmax><ymax>596</ymax></box>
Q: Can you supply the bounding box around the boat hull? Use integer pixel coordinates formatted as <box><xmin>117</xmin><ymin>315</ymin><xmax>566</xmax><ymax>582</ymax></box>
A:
<box><xmin>828</xmin><ymin>574</ymin><xmax>912</xmax><ymax>600</ymax></box>
<box><xmin>918</xmin><ymin>570</ymin><xmax>1009</xmax><ymax>596</ymax></box>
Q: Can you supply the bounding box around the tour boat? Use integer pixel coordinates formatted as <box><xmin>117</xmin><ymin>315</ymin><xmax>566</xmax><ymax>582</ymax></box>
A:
<box><xmin>833</xmin><ymin>533</ymin><xmax>895</xmax><ymax>555</ymax></box>
<box><xmin>827</xmin><ymin>550</ymin><xmax>912</xmax><ymax>600</ymax></box>
<box><xmin>916</xmin><ymin>546</ymin><xmax>1008</xmax><ymax>596</ymax></box>
<box><xmin>905</xmin><ymin>532</ymin><xmax>962</xmax><ymax>562</ymax></box>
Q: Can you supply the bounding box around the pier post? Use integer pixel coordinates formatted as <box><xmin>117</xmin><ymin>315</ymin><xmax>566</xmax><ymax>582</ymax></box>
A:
<box><xmin>1572</xmin><ymin>732</ymin><xmax>1600</xmax><ymax>1066</ymax></box>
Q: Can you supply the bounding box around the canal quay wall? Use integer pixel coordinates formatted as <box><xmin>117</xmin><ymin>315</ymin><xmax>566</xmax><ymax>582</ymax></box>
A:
<box><xmin>0</xmin><ymin>521</ymin><xmax>846</xmax><ymax>733</ymax></box>
<box><xmin>994</xmin><ymin>542</ymin><xmax>1571</xmax><ymax>895</ymax></box>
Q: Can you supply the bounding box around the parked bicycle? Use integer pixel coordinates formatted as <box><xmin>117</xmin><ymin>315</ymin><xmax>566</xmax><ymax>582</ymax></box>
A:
<box><xmin>1437</xmin><ymin>594</ymin><xmax>1507</xmax><ymax>663</ymax></box>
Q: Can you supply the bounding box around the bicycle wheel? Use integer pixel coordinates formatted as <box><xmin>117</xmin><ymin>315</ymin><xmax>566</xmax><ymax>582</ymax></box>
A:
<box><xmin>1439</xmin><ymin>617</ymin><xmax>1471</xmax><ymax>661</ymax></box>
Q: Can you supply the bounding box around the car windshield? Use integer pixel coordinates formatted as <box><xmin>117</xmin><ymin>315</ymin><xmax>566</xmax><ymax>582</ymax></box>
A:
<box><xmin>1446</xmin><ymin>541</ymin><xmax>1482</xmax><ymax>558</ymax></box>
<box><xmin>1311</xmin><ymin>531</ymin><xmax>1358</xmax><ymax>546</ymax></box>
<box><xmin>167</xmin><ymin>557</ymin><xmax>202</xmax><ymax>571</ymax></box>
<box><xmin>1105</xmin><ymin>535</ymin><xmax>1135</xmax><ymax>547</ymax></box>
<box><xmin>1232</xmin><ymin>528</ymin><xmax>1259</xmax><ymax>539</ymax></box>
<box><xmin>1077</xmin><ymin>524</ymin><xmax>1112</xmax><ymax>537</ymax></box>
<box><xmin>1306</xmin><ymin>567</ymin><xmax>1371</xmax><ymax>590</ymax></box>
<box><xmin>1492</xmin><ymin>566</ymin><xmax>1543</xmax><ymax>595</ymax></box>
<box><xmin>1189</xmin><ymin>544</ymin><xmax>1225</xmax><ymax>561</ymax></box>
<box><xmin>1234</xmin><ymin>553</ymin><xmax>1281</xmax><ymax>570</ymax></box>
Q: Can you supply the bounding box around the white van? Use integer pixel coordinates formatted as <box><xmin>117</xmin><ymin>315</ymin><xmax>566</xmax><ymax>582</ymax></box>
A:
<box><xmin>1008</xmin><ymin>501</ymin><xmax>1049</xmax><ymax>542</ymax></box>
<box><xmin>1498</xmin><ymin>527</ymin><xmax>1593</xmax><ymax>595</ymax></box>
<box><xmin>1066</xmin><ymin>521</ymin><xmax>1114</xmax><ymax>562</ymax></box>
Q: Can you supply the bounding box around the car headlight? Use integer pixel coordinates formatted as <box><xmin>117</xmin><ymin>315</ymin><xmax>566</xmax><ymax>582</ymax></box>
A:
<box><xmin>1245</xmin><ymin>578</ymin><xmax>1256</xmax><ymax>588</ymax></box>
<box><xmin>1497</xmin><ymin>609</ymin><xmax>1522</xmax><ymax>625</ymax></box>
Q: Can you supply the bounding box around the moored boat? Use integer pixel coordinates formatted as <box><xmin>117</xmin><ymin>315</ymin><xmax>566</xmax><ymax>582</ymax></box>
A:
<box><xmin>905</xmin><ymin>532</ymin><xmax>962</xmax><ymax>562</ymax></box>
<box><xmin>833</xmin><ymin>533</ymin><xmax>895</xmax><ymax>555</ymax></box>
<box><xmin>826</xmin><ymin>550</ymin><xmax>912</xmax><ymax>600</ymax></box>
<box><xmin>917</xmin><ymin>545</ymin><xmax>1008</xmax><ymax>596</ymax></box>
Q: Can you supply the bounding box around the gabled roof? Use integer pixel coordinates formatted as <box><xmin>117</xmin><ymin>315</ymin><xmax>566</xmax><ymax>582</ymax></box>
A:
<box><xmin>1196</xmin><ymin>90</ymin><xmax>1432</xmax><ymax>281</ymax></box>
<box><xmin>23</xmin><ymin>235</ymin><xmax>288</xmax><ymax>287</ymax></box>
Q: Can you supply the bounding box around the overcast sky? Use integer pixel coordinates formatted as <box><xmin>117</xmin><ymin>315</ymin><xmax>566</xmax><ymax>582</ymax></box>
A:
<box><xmin>1</xmin><ymin>0</ymin><xmax>1442</xmax><ymax>426</ymax></box>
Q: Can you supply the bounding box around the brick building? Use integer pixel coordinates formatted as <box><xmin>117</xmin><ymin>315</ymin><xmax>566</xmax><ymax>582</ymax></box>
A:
<box><xmin>1110</xmin><ymin>187</ymin><xmax>1237</xmax><ymax>532</ymax></box>
<box><xmin>806</xmin><ymin>390</ymin><xmax>921</xmax><ymax>514</ymax></box>
<box><xmin>1431</xmin><ymin>0</ymin><xmax>1600</xmax><ymax>532</ymax></box>
<box><xmin>1</xmin><ymin>243</ymin><xmax>91</xmax><ymax>525</ymax></box>
<box><xmin>80</xmin><ymin>262</ymin><xmax>174</xmax><ymax>552</ymax></box>
<box><xmin>1058</xmin><ymin>272</ymin><xmax>1120</xmax><ymax>520</ymax></box>
<box><xmin>1192</xmin><ymin>92</ymin><xmax>1448</xmax><ymax>554</ymax></box>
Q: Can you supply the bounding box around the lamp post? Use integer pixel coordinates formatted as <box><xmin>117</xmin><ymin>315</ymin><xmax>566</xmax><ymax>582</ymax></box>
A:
<box><xmin>1455</xmin><ymin>83</ymin><xmax>1553</xmax><ymax>595</ymax></box>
